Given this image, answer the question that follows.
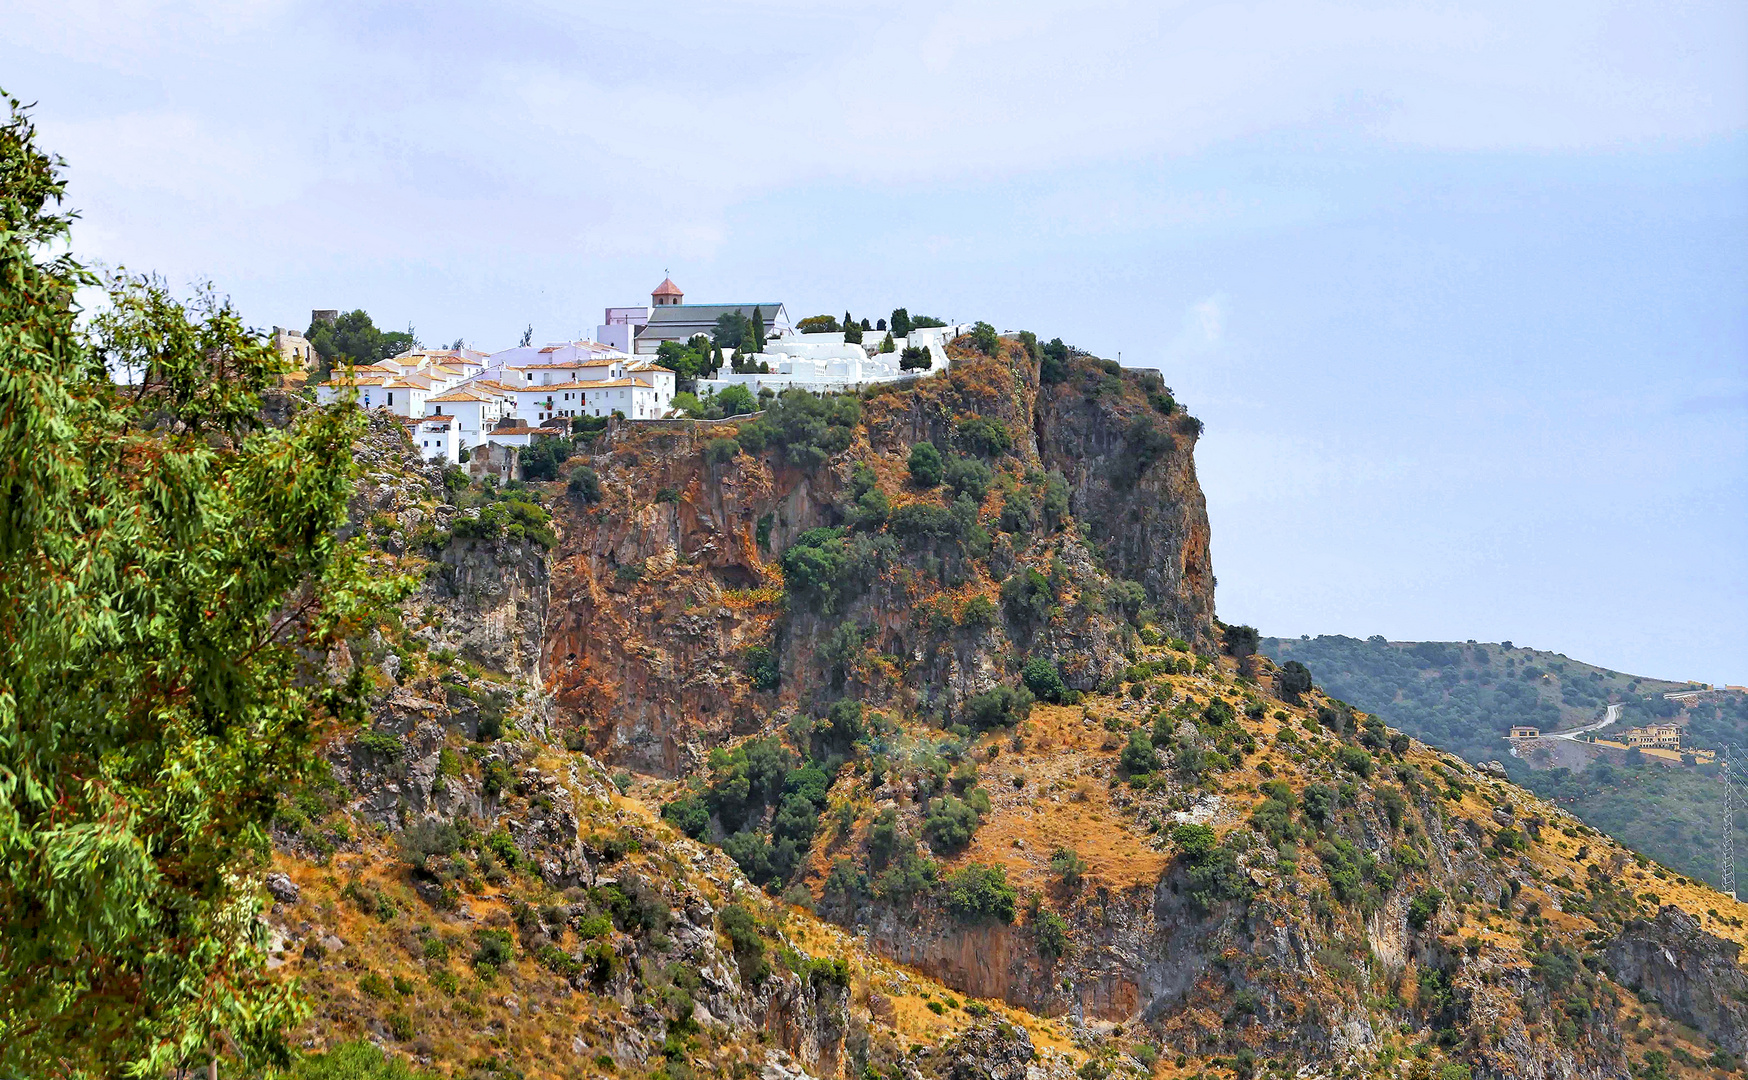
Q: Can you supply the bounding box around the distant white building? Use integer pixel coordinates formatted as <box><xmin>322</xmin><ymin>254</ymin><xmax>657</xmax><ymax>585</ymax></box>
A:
<box><xmin>596</xmin><ymin>278</ymin><xmax>790</xmax><ymax>357</ymax></box>
<box><xmin>697</xmin><ymin>325</ymin><xmax>965</xmax><ymax>398</ymax></box>
<box><xmin>483</xmin><ymin>341</ymin><xmax>628</xmax><ymax>384</ymax></box>
<box><xmin>312</xmin><ymin>348</ymin><xmax>489</xmax><ymax>415</ymax></box>
<box><xmin>415</xmin><ymin>413</ymin><xmax>461</xmax><ymax>465</ymax></box>
<box><xmin>424</xmin><ymin>382</ymin><xmax>512</xmax><ymax>451</ymax></box>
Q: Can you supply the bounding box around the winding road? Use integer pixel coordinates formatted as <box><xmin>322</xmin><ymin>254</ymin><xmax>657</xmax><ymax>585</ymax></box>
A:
<box><xmin>1545</xmin><ymin>701</ymin><xmax>1622</xmax><ymax>742</ymax></box>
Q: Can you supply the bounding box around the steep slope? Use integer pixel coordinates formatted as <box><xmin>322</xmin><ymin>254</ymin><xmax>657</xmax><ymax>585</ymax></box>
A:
<box><xmin>267</xmin><ymin>341</ymin><xmax>1748</xmax><ymax>1080</ymax></box>
<box><xmin>539</xmin><ymin>339</ymin><xmax>1214</xmax><ymax>778</ymax></box>
<box><xmin>1262</xmin><ymin>635</ymin><xmax>1747</xmax><ymax>888</ymax></box>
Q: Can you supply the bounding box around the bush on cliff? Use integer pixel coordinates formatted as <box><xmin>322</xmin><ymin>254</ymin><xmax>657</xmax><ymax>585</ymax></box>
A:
<box><xmin>1021</xmin><ymin>656</ymin><xmax>1069</xmax><ymax>703</ymax></box>
<box><xmin>779</xmin><ymin>526</ymin><xmax>888</xmax><ymax>615</ymax></box>
<box><xmin>451</xmin><ymin>493</ymin><xmax>557</xmax><ymax>550</ymax></box>
<box><xmin>963</xmin><ymin>686</ymin><xmax>1033</xmax><ymax>731</ymax></box>
<box><xmin>943</xmin><ymin>863</ymin><xmax>1017</xmax><ymax>923</ymax></box>
<box><xmin>907</xmin><ymin>441</ymin><xmax>943</xmax><ymax>486</ymax></box>
<box><xmin>735</xmin><ymin>389</ymin><xmax>859</xmax><ymax>468</ymax></box>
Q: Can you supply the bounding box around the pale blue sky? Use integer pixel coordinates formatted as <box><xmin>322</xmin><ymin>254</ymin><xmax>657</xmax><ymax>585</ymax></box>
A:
<box><xmin>4</xmin><ymin>0</ymin><xmax>1744</xmax><ymax>683</ymax></box>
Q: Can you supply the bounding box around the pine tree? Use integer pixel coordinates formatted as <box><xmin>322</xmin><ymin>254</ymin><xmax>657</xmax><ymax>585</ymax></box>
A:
<box><xmin>0</xmin><ymin>94</ymin><xmax>407</xmax><ymax>1078</ymax></box>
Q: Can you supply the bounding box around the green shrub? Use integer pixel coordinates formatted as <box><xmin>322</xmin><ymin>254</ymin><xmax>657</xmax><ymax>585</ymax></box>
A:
<box><xmin>942</xmin><ymin>455</ymin><xmax>993</xmax><ymax>500</ymax></box>
<box><xmin>481</xmin><ymin>758</ymin><xmax>513</xmax><ymax>797</ymax></box>
<box><xmin>397</xmin><ymin>819</ymin><xmax>461</xmax><ymax>876</ymax></box>
<box><xmin>954</xmin><ymin>413</ymin><xmax>1010</xmax><ymax>458</ymax></box>
<box><xmin>960</xmin><ymin>595</ymin><xmax>997</xmax><ymax>629</ymax></box>
<box><xmin>1172</xmin><ymin>824</ymin><xmax>1217</xmax><ymax>860</ymax></box>
<box><xmin>1001</xmin><ymin>568</ymin><xmax>1054</xmax><ymax>625</ymax></box>
<box><xmin>1275</xmin><ymin>660</ymin><xmax>1313</xmax><ymax>703</ymax></box>
<box><xmin>1200</xmin><ymin>697</ymin><xmax>1235</xmax><ymax>727</ymax></box>
<box><xmin>967</xmin><ymin>321</ymin><xmax>1000</xmax><ymax>356</ymax></box>
<box><xmin>472</xmin><ymin>928</ymin><xmax>514</xmax><ymax>971</ymax></box>
<box><xmin>735</xmin><ymin>389</ymin><xmax>860</xmax><ymax>468</ymax></box>
<box><xmin>484</xmin><ymin>829</ymin><xmax>520</xmax><ymax>869</ymax></box>
<box><xmin>567</xmin><ymin>466</ymin><xmax>602</xmax><ymax>503</ymax></box>
<box><xmin>719</xmin><ymin>903</ymin><xmax>769</xmax><ymax>984</ymax></box>
<box><xmin>704</xmin><ymin>438</ymin><xmax>740</xmax><ymax>464</ymax></box>
<box><xmin>715</xmin><ymin>383</ymin><xmax>758</xmax><ymax>416</ymax></box>
<box><xmin>1301</xmin><ymin>783</ymin><xmax>1337</xmax><ymax>825</ymax></box>
<box><xmin>907</xmin><ymin>441</ymin><xmax>943</xmax><ymax>486</ymax></box>
<box><xmin>922</xmin><ymin>794</ymin><xmax>983</xmax><ymax>853</ymax></box>
<box><xmin>1038</xmin><ymin>338</ymin><xmax>1070</xmax><ymax>384</ymax></box>
<box><xmin>779</xmin><ymin>526</ymin><xmax>888</xmax><ymax>615</ymax></box>
<box><xmin>963</xmin><ymin>686</ymin><xmax>1033</xmax><ymax>731</ymax></box>
<box><xmin>346</xmin><ymin>704</ymin><xmax>403</xmax><ymax>747</ymax></box>
<box><xmin>537</xmin><ymin>943</ymin><xmax>582</xmax><ymax>977</ymax></box>
<box><xmin>1314</xmin><ymin>838</ymin><xmax>1368</xmax><ymax>903</ymax></box>
<box><xmin>358</xmin><ymin>972</ymin><xmax>391</xmax><ymax>998</ymax></box>
<box><xmin>289</xmin><ymin>1040</ymin><xmax>440</xmax><ymax>1080</ymax></box>
<box><xmin>1050</xmin><ymin>846</ymin><xmax>1087</xmax><ymax>888</ymax></box>
<box><xmin>943</xmin><ymin>863</ymin><xmax>1017</xmax><ymax>923</ymax></box>
<box><xmin>662</xmin><ymin>793</ymin><xmax>710</xmax><ymax>838</ymax></box>
<box><xmin>1408</xmin><ymin>889</ymin><xmax>1444</xmax><ymax>930</ymax></box>
<box><xmin>451</xmin><ymin>495</ymin><xmax>557</xmax><ymax>549</ymax></box>
<box><xmin>518</xmin><ymin>436</ymin><xmax>575</xmax><ymax>482</ymax></box>
<box><xmin>737</xmin><ymin>644</ymin><xmax>778</xmax><ymax>691</ymax></box>
<box><xmin>1021</xmin><ymin>656</ymin><xmax>1069</xmax><ymax>703</ymax></box>
<box><xmin>1033</xmin><ymin>908</ymin><xmax>1070</xmax><ymax>959</ymax></box>
<box><xmin>1120</xmin><ymin>729</ymin><xmax>1159</xmax><ymax>776</ymax></box>
<box><xmin>998</xmin><ymin>490</ymin><xmax>1038</xmax><ymax>534</ymax></box>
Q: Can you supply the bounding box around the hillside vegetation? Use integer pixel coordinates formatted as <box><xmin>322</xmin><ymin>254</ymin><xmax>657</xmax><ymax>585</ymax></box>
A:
<box><xmin>9</xmin><ymin>92</ymin><xmax>1748</xmax><ymax>1080</ymax></box>
<box><xmin>240</xmin><ymin>339</ymin><xmax>1748</xmax><ymax>1080</ymax></box>
<box><xmin>1261</xmin><ymin>635</ymin><xmax>1748</xmax><ymax>889</ymax></box>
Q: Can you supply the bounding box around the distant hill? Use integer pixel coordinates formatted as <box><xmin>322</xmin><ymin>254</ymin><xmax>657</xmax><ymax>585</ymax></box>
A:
<box><xmin>1261</xmin><ymin>634</ymin><xmax>1748</xmax><ymax>887</ymax></box>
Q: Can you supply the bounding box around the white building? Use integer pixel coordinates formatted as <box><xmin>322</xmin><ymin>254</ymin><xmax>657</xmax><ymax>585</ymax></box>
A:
<box><xmin>312</xmin><ymin>347</ymin><xmax>489</xmax><ymax>415</ymax></box>
<box><xmin>595</xmin><ymin>278</ymin><xmax>791</xmax><ymax>357</ymax></box>
<box><xmin>483</xmin><ymin>340</ymin><xmax>628</xmax><ymax>384</ymax></box>
<box><xmin>478</xmin><ymin>420</ymin><xmax>540</xmax><ymax>449</ymax></box>
<box><xmin>697</xmin><ymin>326</ymin><xmax>965</xmax><ymax>398</ymax></box>
<box><xmin>424</xmin><ymin>382</ymin><xmax>512</xmax><ymax>450</ymax></box>
<box><xmin>415</xmin><ymin>414</ymin><xmax>461</xmax><ymax>465</ymax></box>
<box><xmin>507</xmin><ymin>374</ymin><xmax>669</xmax><ymax>422</ymax></box>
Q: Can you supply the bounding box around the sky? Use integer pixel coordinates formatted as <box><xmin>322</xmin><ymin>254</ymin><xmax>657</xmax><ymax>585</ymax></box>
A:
<box><xmin>4</xmin><ymin>0</ymin><xmax>1745</xmax><ymax>684</ymax></box>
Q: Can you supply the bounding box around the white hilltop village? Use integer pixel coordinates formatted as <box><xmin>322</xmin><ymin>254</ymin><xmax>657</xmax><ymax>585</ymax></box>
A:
<box><xmin>296</xmin><ymin>278</ymin><xmax>969</xmax><ymax>470</ymax></box>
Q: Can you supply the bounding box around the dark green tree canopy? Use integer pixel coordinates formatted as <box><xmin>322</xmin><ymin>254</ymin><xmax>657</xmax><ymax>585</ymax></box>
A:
<box><xmin>305</xmin><ymin>308</ymin><xmax>415</xmax><ymax>367</ymax></box>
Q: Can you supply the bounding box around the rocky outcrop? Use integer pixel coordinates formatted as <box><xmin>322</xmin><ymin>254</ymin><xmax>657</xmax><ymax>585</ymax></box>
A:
<box><xmin>424</xmin><ymin>535</ymin><xmax>550</xmax><ymax>678</ymax></box>
<box><xmin>1035</xmin><ymin>368</ymin><xmax>1214</xmax><ymax>649</ymax></box>
<box><xmin>938</xmin><ymin>1022</ymin><xmax>1038</xmax><ymax>1080</ymax></box>
<box><xmin>1608</xmin><ymin>906</ymin><xmax>1748</xmax><ymax>1054</ymax></box>
<box><xmin>542</xmin><ymin>346</ymin><xmax>1215</xmax><ymax>775</ymax></box>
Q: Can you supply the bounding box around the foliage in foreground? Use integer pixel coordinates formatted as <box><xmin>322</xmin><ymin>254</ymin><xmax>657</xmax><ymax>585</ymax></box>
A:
<box><xmin>0</xmin><ymin>93</ymin><xmax>406</xmax><ymax>1077</ymax></box>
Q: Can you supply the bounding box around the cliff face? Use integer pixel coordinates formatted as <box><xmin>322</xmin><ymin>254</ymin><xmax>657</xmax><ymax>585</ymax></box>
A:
<box><xmin>1609</xmin><ymin>906</ymin><xmax>1748</xmax><ymax>1055</ymax></box>
<box><xmin>540</xmin><ymin>343</ymin><xmax>1216</xmax><ymax>777</ymax></box>
<box><xmin>271</xmin><ymin>346</ymin><xmax>1748</xmax><ymax>1080</ymax></box>
<box><xmin>1034</xmin><ymin>372</ymin><xmax>1215</xmax><ymax>649</ymax></box>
